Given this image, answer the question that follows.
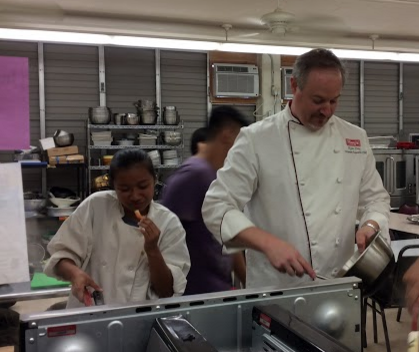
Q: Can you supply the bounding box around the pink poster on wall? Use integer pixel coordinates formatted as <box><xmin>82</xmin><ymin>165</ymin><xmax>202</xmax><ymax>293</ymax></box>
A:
<box><xmin>0</xmin><ymin>56</ymin><xmax>30</xmax><ymax>150</ymax></box>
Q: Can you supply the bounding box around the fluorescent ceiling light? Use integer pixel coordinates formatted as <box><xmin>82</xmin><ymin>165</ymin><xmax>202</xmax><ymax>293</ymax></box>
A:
<box><xmin>112</xmin><ymin>36</ymin><xmax>220</xmax><ymax>51</ymax></box>
<box><xmin>220</xmin><ymin>43</ymin><xmax>311</xmax><ymax>56</ymax></box>
<box><xmin>1</xmin><ymin>28</ymin><xmax>419</xmax><ymax>62</ymax></box>
<box><xmin>332</xmin><ymin>49</ymin><xmax>399</xmax><ymax>61</ymax></box>
<box><xmin>396</xmin><ymin>53</ymin><xmax>419</xmax><ymax>62</ymax></box>
<box><xmin>0</xmin><ymin>28</ymin><xmax>110</xmax><ymax>45</ymax></box>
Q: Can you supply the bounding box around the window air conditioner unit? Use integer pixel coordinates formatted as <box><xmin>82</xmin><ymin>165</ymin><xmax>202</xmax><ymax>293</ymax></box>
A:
<box><xmin>281</xmin><ymin>67</ymin><xmax>293</xmax><ymax>99</ymax></box>
<box><xmin>213</xmin><ymin>63</ymin><xmax>259</xmax><ymax>98</ymax></box>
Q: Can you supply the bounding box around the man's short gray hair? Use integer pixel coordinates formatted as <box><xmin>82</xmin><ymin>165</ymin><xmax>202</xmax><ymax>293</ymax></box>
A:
<box><xmin>292</xmin><ymin>48</ymin><xmax>346</xmax><ymax>90</ymax></box>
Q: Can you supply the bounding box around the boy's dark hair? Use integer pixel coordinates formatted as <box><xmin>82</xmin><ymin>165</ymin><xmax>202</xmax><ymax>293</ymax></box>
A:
<box><xmin>109</xmin><ymin>149</ymin><xmax>156</xmax><ymax>187</ymax></box>
<box><xmin>207</xmin><ymin>106</ymin><xmax>249</xmax><ymax>140</ymax></box>
<box><xmin>190</xmin><ymin>127</ymin><xmax>209</xmax><ymax>155</ymax></box>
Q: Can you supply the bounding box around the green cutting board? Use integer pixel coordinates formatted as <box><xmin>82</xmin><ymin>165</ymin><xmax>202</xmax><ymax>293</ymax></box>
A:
<box><xmin>30</xmin><ymin>272</ymin><xmax>70</xmax><ymax>289</ymax></box>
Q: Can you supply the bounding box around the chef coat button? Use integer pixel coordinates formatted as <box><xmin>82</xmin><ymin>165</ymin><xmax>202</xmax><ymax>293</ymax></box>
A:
<box><xmin>335</xmin><ymin>238</ymin><xmax>340</xmax><ymax>246</ymax></box>
<box><xmin>332</xmin><ymin>268</ymin><xmax>338</xmax><ymax>275</ymax></box>
<box><xmin>300</xmin><ymin>181</ymin><xmax>305</xmax><ymax>186</ymax></box>
<box><xmin>334</xmin><ymin>207</ymin><xmax>341</xmax><ymax>214</ymax></box>
<box><xmin>337</xmin><ymin>177</ymin><xmax>343</xmax><ymax>183</ymax></box>
<box><xmin>334</xmin><ymin>148</ymin><xmax>340</xmax><ymax>153</ymax></box>
<box><xmin>128</xmin><ymin>266</ymin><xmax>134</xmax><ymax>272</ymax></box>
<box><xmin>101</xmin><ymin>261</ymin><xmax>107</xmax><ymax>267</ymax></box>
<box><xmin>294</xmin><ymin>151</ymin><xmax>300</xmax><ymax>155</ymax></box>
<box><xmin>305</xmin><ymin>212</ymin><xmax>311</xmax><ymax>217</ymax></box>
<box><xmin>311</xmin><ymin>240</ymin><xmax>317</xmax><ymax>246</ymax></box>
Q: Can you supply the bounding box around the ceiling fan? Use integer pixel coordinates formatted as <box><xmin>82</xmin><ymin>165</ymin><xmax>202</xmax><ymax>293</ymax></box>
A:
<box><xmin>222</xmin><ymin>0</ymin><xmax>348</xmax><ymax>40</ymax></box>
<box><xmin>259</xmin><ymin>0</ymin><xmax>299</xmax><ymax>35</ymax></box>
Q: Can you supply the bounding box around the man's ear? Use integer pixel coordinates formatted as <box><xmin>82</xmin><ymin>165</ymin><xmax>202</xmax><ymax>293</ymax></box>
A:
<box><xmin>218</xmin><ymin>128</ymin><xmax>228</xmax><ymax>144</ymax></box>
<box><xmin>219</xmin><ymin>128</ymin><xmax>236</xmax><ymax>145</ymax></box>
<box><xmin>290</xmin><ymin>76</ymin><xmax>298</xmax><ymax>95</ymax></box>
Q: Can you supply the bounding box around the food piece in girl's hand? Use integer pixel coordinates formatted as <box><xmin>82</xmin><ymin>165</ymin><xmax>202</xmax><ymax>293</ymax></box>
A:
<box><xmin>83</xmin><ymin>287</ymin><xmax>93</xmax><ymax>307</ymax></box>
<box><xmin>134</xmin><ymin>209</ymin><xmax>143</xmax><ymax>221</ymax></box>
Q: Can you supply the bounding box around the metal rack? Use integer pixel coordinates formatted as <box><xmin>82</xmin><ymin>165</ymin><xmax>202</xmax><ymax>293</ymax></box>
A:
<box><xmin>86</xmin><ymin>121</ymin><xmax>184</xmax><ymax>194</ymax></box>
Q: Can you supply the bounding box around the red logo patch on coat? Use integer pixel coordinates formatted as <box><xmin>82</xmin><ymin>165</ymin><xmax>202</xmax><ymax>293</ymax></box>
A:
<box><xmin>346</xmin><ymin>139</ymin><xmax>361</xmax><ymax>147</ymax></box>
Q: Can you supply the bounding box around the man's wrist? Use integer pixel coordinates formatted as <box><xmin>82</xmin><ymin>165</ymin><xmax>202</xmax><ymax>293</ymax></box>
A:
<box><xmin>362</xmin><ymin>221</ymin><xmax>379</xmax><ymax>233</ymax></box>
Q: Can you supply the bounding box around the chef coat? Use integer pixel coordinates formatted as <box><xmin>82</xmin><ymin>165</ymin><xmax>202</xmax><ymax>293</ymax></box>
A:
<box><xmin>202</xmin><ymin>104</ymin><xmax>390</xmax><ymax>289</ymax></box>
<box><xmin>44</xmin><ymin>190</ymin><xmax>190</xmax><ymax>308</ymax></box>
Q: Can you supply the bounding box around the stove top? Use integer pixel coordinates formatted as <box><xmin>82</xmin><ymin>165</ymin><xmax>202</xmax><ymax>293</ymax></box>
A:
<box><xmin>252</xmin><ymin>305</ymin><xmax>353</xmax><ymax>352</ymax></box>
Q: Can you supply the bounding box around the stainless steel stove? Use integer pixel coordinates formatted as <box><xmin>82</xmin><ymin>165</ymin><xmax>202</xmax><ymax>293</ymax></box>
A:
<box><xmin>19</xmin><ymin>277</ymin><xmax>362</xmax><ymax>352</ymax></box>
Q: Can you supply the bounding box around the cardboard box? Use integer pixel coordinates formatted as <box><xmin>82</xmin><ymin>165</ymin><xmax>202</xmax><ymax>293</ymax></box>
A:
<box><xmin>49</xmin><ymin>154</ymin><xmax>84</xmax><ymax>165</ymax></box>
<box><xmin>47</xmin><ymin>146</ymin><xmax>79</xmax><ymax>157</ymax></box>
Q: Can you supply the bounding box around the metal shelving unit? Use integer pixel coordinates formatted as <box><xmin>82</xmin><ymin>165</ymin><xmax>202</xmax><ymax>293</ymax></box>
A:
<box><xmin>89</xmin><ymin>164</ymin><xmax>180</xmax><ymax>171</ymax></box>
<box><xmin>86</xmin><ymin>121</ymin><xmax>184</xmax><ymax>194</ymax></box>
<box><xmin>87</xmin><ymin>124</ymin><xmax>182</xmax><ymax>130</ymax></box>
<box><xmin>88</xmin><ymin>144</ymin><xmax>183</xmax><ymax>150</ymax></box>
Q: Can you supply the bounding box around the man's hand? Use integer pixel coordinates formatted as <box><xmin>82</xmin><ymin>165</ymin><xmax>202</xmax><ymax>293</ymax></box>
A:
<box><xmin>403</xmin><ymin>259</ymin><xmax>419</xmax><ymax>314</ymax></box>
<box><xmin>356</xmin><ymin>221</ymin><xmax>379</xmax><ymax>253</ymax></box>
<box><xmin>229</xmin><ymin>227</ymin><xmax>316</xmax><ymax>280</ymax></box>
<box><xmin>264</xmin><ymin>237</ymin><xmax>316</xmax><ymax>278</ymax></box>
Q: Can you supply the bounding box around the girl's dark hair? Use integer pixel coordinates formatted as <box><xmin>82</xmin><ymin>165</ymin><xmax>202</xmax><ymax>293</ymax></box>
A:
<box><xmin>109</xmin><ymin>149</ymin><xmax>156</xmax><ymax>187</ymax></box>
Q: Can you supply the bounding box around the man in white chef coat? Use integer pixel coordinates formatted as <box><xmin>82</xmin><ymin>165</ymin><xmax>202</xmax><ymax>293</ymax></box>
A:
<box><xmin>202</xmin><ymin>48</ymin><xmax>390</xmax><ymax>289</ymax></box>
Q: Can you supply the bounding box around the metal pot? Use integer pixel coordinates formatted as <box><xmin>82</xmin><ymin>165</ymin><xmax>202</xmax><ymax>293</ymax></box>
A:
<box><xmin>133</xmin><ymin>100</ymin><xmax>156</xmax><ymax>112</ymax></box>
<box><xmin>142</xmin><ymin>110</ymin><xmax>157</xmax><ymax>125</ymax></box>
<box><xmin>24</xmin><ymin>199</ymin><xmax>47</xmax><ymax>212</ymax></box>
<box><xmin>113</xmin><ymin>113</ymin><xmax>126</xmax><ymax>125</ymax></box>
<box><xmin>89</xmin><ymin>107</ymin><xmax>112</xmax><ymax>124</ymax></box>
<box><xmin>53</xmin><ymin>130</ymin><xmax>74</xmax><ymax>147</ymax></box>
<box><xmin>163</xmin><ymin>108</ymin><xmax>180</xmax><ymax>125</ymax></box>
<box><xmin>336</xmin><ymin>232</ymin><xmax>395</xmax><ymax>294</ymax></box>
<box><xmin>125</xmin><ymin>113</ymin><xmax>139</xmax><ymax>125</ymax></box>
<box><xmin>163</xmin><ymin>131</ymin><xmax>182</xmax><ymax>146</ymax></box>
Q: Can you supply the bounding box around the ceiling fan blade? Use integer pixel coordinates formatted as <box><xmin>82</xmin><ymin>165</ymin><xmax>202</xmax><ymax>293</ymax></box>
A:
<box><xmin>236</xmin><ymin>32</ymin><xmax>261</xmax><ymax>38</ymax></box>
<box><xmin>290</xmin><ymin>15</ymin><xmax>348</xmax><ymax>38</ymax></box>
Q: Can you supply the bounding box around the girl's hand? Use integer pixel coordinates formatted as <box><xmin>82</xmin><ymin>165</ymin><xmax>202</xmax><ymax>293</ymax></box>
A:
<box><xmin>139</xmin><ymin>217</ymin><xmax>161</xmax><ymax>255</ymax></box>
<box><xmin>70</xmin><ymin>268</ymin><xmax>102</xmax><ymax>303</ymax></box>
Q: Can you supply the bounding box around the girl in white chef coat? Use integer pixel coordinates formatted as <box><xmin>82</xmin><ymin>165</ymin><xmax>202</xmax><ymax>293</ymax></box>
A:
<box><xmin>44</xmin><ymin>149</ymin><xmax>190</xmax><ymax>308</ymax></box>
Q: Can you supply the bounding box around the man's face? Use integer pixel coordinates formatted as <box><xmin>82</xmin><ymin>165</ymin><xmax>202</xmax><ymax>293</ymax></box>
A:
<box><xmin>291</xmin><ymin>68</ymin><xmax>343</xmax><ymax>131</ymax></box>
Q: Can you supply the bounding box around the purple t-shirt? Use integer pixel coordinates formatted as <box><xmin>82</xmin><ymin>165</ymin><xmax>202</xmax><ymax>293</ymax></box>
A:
<box><xmin>161</xmin><ymin>157</ymin><xmax>233</xmax><ymax>295</ymax></box>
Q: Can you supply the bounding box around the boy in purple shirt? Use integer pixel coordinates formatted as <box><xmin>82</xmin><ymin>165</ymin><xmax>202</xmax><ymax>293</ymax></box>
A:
<box><xmin>162</xmin><ymin>106</ymin><xmax>248</xmax><ymax>295</ymax></box>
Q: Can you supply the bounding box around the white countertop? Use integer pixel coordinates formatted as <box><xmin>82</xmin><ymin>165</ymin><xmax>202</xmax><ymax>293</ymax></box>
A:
<box><xmin>389</xmin><ymin>212</ymin><xmax>419</xmax><ymax>235</ymax></box>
